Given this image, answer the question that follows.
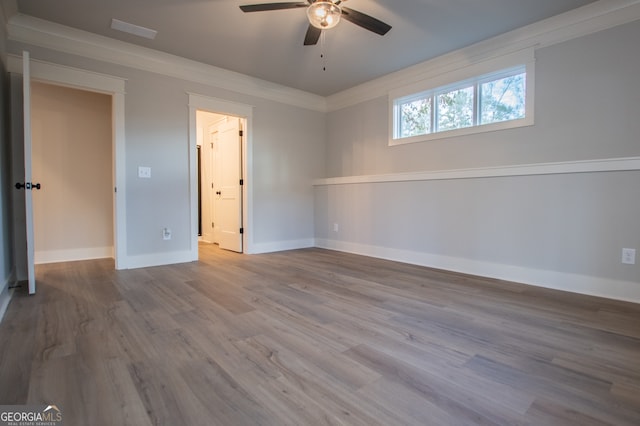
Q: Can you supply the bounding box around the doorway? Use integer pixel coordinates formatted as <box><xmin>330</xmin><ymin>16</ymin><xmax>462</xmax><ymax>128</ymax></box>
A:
<box><xmin>196</xmin><ymin>110</ymin><xmax>244</xmax><ymax>253</ymax></box>
<box><xmin>188</xmin><ymin>93</ymin><xmax>252</xmax><ymax>258</ymax></box>
<box><xmin>31</xmin><ymin>81</ymin><xmax>114</xmax><ymax>264</ymax></box>
<box><xmin>8</xmin><ymin>54</ymin><xmax>127</xmax><ymax>286</ymax></box>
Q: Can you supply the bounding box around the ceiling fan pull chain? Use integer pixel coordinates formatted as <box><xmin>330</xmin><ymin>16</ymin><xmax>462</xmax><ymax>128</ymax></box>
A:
<box><xmin>321</xmin><ymin>30</ymin><xmax>327</xmax><ymax>71</ymax></box>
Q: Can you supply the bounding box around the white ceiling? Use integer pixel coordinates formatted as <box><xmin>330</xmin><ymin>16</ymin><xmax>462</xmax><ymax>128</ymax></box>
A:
<box><xmin>12</xmin><ymin>0</ymin><xmax>599</xmax><ymax>96</ymax></box>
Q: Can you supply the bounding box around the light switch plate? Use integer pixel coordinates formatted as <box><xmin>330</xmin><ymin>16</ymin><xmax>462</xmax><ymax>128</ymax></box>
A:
<box><xmin>138</xmin><ymin>166</ymin><xmax>151</xmax><ymax>178</ymax></box>
<box><xmin>622</xmin><ymin>248</ymin><xmax>636</xmax><ymax>265</ymax></box>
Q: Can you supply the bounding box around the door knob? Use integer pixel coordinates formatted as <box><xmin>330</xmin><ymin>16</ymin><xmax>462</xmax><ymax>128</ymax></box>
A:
<box><xmin>14</xmin><ymin>182</ymin><xmax>41</xmax><ymax>190</ymax></box>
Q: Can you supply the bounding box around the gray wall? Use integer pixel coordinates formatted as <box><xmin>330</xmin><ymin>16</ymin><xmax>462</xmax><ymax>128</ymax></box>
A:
<box><xmin>326</xmin><ymin>22</ymin><xmax>640</xmax><ymax>177</ymax></box>
<box><xmin>0</xmin><ymin>15</ymin><xmax>14</xmax><ymax>317</ymax></box>
<box><xmin>6</xmin><ymin>42</ymin><xmax>325</xmax><ymax>268</ymax></box>
<box><xmin>317</xmin><ymin>21</ymin><xmax>640</xmax><ymax>301</ymax></box>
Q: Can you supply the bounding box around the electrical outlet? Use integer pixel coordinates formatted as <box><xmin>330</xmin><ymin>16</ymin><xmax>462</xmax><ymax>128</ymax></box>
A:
<box><xmin>333</xmin><ymin>223</ymin><xmax>339</xmax><ymax>232</ymax></box>
<box><xmin>163</xmin><ymin>227</ymin><xmax>172</xmax><ymax>240</ymax></box>
<box><xmin>622</xmin><ymin>248</ymin><xmax>636</xmax><ymax>265</ymax></box>
<box><xmin>138</xmin><ymin>166</ymin><xmax>151</xmax><ymax>178</ymax></box>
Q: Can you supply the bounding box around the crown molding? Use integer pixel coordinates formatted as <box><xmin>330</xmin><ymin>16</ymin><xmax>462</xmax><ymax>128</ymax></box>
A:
<box><xmin>6</xmin><ymin>14</ymin><xmax>327</xmax><ymax>112</ymax></box>
<box><xmin>326</xmin><ymin>0</ymin><xmax>640</xmax><ymax>111</ymax></box>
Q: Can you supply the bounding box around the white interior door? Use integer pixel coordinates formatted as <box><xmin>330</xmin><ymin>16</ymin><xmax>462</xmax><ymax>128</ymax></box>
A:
<box><xmin>217</xmin><ymin>117</ymin><xmax>243</xmax><ymax>252</ymax></box>
<box><xmin>22</xmin><ymin>52</ymin><xmax>36</xmax><ymax>295</ymax></box>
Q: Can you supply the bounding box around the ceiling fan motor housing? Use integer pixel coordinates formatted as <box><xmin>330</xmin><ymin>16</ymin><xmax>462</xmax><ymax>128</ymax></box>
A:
<box><xmin>307</xmin><ymin>1</ymin><xmax>342</xmax><ymax>29</ymax></box>
<box><xmin>239</xmin><ymin>0</ymin><xmax>391</xmax><ymax>46</ymax></box>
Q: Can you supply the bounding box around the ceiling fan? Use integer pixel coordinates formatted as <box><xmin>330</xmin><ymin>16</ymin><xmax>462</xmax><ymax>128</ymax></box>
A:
<box><xmin>239</xmin><ymin>0</ymin><xmax>392</xmax><ymax>46</ymax></box>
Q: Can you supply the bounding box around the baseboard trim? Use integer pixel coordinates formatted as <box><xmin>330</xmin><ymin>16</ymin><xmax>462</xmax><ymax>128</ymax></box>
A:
<box><xmin>249</xmin><ymin>239</ymin><xmax>315</xmax><ymax>255</ymax></box>
<box><xmin>35</xmin><ymin>246</ymin><xmax>114</xmax><ymax>264</ymax></box>
<box><xmin>0</xmin><ymin>267</ymin><xmax>16</xmax><ymax>323</ymax></box>
<box><xmin>315</xmin><ymin>239</ymin><xmax>640</xmax><ymax>304</ymax></box>
<box><xmin>124</xmin><ymin>250</ymin><xmax>197</xmax><ymax>270</ymax></box>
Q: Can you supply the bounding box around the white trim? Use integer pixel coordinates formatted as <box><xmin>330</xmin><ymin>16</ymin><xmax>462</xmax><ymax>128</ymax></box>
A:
<box><xmin>0</xmin><ymin>267</ymin><xmax>15</xmax><ymax>323</ymax></box>
<box><xmin>35</xmin><ymin>247</ymin><xmax>114</xmax><ymax>264</ymax></box>
<box><xmin>125</xmin><ymin>250</ymin><xmax>196</xmax><ymax>270</ymax></box>
<box><xmin>313</xmin><ymin>157</ymin><xmax>640</xmax><ymax>186</ymax></box>
<box><xmin>23</xmin><ymin>51</ymin><xmax>35</xmax><ymax>295</ymax></box>
<box><xmin>251</xmin><ymin>239</ymin><xmax>315</xmax><ymax>255</ymax></box>
<box><xmin>112</xmin><ymin>92</ymin><xmax>127</xmax><ymax>269</ymax></box>
<box><xmin>390</xmin><ymin>118</ymin><xmax>534</xmax><ymax>146</ymax></box>
<box><xmin>315</xmin><ymin>239</ymin><xmax>640</xmax><ymax>304</ymax></box>
<box><xmin>7</xmin><ymin>54</ymin><xmax>125</xmax><ymax>93</ymax></box>
<box><xmin>188</xmin><ymin>93</ymin><xmax>254</xmax><ymax>118</ymax></box>
<box><xmin>187</xmin><ymin>93</ymin><xmax>254</xmax><ymax>256</ymax></box>
<box><xmin>7</xmin><ymin>54</ymin><xmax>129</xmax><ymax>270</ymax></box>
<box><xmin>7</xmin><ymin>14</ymin><xmax>326</xmax><ymax>112</ymax></box>
<box><xmin>327</xmin><ymin>0</ymin><xmax>640</xmax><ymax>111</ymax></box>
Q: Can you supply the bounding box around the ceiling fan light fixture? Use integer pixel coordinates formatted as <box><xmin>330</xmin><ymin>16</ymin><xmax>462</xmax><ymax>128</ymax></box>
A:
<box><xmin>307</xmin><ymin>1</ymin><xmax>341</xmax><ymax>30</ymax></box>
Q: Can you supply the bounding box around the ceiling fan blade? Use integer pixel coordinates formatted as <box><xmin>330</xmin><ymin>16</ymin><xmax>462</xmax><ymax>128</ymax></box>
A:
<box><xmin>341</xmin><ymin>7</ymin><xmax>392</xmax><ymax>36</ymax></box>
<box><xmin>303</xmin><ymin>24</ymin><xmax>321</xmax><ymax>45</ymax></box>
<box><xmin>240</xmin><ymin>2</ymin><xmax>308</xmax><ymax>13</ymax></box>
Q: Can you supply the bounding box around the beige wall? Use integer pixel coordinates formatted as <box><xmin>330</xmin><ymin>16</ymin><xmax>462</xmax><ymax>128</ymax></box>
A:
<box><xmin>31</xmin><ymin>81</ymin><xmax>113</xmax><ymax>263</ymax></box>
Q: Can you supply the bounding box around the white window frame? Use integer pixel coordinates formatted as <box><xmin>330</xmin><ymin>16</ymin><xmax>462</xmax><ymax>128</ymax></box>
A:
<box><xmin>389</xmin><ymin>49</ymin><xmax>535</xmax><ymax>146</ymax></box>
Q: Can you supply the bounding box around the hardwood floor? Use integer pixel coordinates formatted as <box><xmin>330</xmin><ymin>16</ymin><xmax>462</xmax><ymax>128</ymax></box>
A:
<box><xmin>1</xmin><ymin>243</ymin><xmax>639</xmax><ymax>425</ymax></box>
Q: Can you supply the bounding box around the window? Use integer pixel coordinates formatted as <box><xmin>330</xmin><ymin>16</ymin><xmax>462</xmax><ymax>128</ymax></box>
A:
<box><xmin>391</xmin><ymin>63</ymin><xmax>533</xmax><ymax>145</ymax></box>
<box><xmin>479</xmin><ymin>72</ymin><xmax>526</xmax><ymax>125</ymax></box>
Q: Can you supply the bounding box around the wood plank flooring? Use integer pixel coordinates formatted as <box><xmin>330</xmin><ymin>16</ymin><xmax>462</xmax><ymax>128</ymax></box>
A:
<box><xmin>1</xmin><ymin>244</ymin><xmax>639</xmax><ymax>425</ymax></box>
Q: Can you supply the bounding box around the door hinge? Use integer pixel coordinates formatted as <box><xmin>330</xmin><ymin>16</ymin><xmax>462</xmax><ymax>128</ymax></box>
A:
<box><xmin>240</xmin><ymin>227</ymin><xmax>244</xmax><ymax>234</ymax></box>
<box><xmin>239</xmin><ymin>130</ymin><xmax>243</xmax><ymax>137</ymax></box>
<box><xmin>239</xmin><ymin>179</ymin><xmax>243</xmax><ymax>186</ymax></box>
<box><xmin>114</xmin><ymin>187</ymin><xmax>117</xmax><ymax>193</ymax></box>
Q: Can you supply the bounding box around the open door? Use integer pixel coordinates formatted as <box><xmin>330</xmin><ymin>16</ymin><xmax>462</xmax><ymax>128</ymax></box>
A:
<box><xmin>217</xmin><ymin>117</ymin><xmax>243</xmax><ymax>252</ymax></box>
<box><xmin>16</xmin><ymin>52</ymin><xmax>37</xmax><ymax>294</ymax></box>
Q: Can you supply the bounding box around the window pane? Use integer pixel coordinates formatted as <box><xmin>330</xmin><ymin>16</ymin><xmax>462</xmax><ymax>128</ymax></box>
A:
<box><xmin>480</xmin><ymin>73</ymin><xmax>526</xmax><ymax>125</ymax></box>
<box><xmin>436</xmin><ymin>86</ymin><xmax>474</xmax><ymax>132</ymax></box>
<box><xmin>399</xmin><ymin>98</ymin><xmax>431</xmax><ymax>137</ymax></box>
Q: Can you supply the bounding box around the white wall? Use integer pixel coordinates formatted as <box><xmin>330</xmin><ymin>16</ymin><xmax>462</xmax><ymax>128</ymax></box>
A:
<box><xmin>6</xmin><ymin>42</ymin><xmax>325</xmax><ymax>269</ymax></box>
<box><xmin>316</xmin><ymin>20</ymin><xmax>640</xmax><ymax>302</ymax></box>
<box><xmin>31</xmin><ymin>81</ymin><xmax>113</xmax><ymax>263</ymax></box>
